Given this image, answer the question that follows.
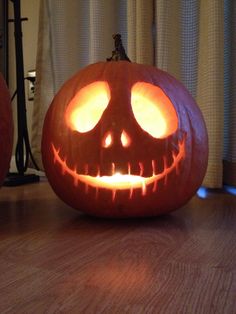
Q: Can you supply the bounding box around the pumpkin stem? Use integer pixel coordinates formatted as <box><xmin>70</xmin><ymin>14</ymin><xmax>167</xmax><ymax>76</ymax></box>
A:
<box><xmin>107</xmin><ymin>34</ymin><xmax>131</xmax><ymax>62</ymax></box>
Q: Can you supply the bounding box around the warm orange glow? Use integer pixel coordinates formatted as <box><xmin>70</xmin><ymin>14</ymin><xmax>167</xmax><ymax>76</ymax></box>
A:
<box><xmin>121</xmin><ymin>130</ymin><xmax>131</xmax><ymax>147</ymax></box>
<box><xmin>131</xmin><ymin>82</ymin><xmax>178</xmax><ymax>138</ymax></box>
<box><xmin>103</xmin><ymin>132</ymin><xmax>113</xmax><ymax>148</ymax></box>
<box><xmin>52</xmin><ymin>138</ymin><xmax>185</xmax><ymax>198</ymax></box>
<box><xmin>65</xmin><ymin>81</ymin><xmax>110</xmax><ymax>133</ymax></box>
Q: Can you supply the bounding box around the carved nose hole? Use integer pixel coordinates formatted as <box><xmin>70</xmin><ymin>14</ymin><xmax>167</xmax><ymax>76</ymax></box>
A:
<box><xmin>102</xmin><ymin>132</ymin><xmax>113</xmax><ymax>148</ymax></box>
<box><xmin>121</xmin><ymin>130</ymin><xmax>131</xmax><ymax>147</ymax></box>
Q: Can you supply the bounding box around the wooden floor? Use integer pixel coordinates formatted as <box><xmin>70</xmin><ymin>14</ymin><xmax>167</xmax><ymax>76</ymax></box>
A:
<box><xmin>0</xmin><ymin>181</ymin><xmax>235</xmax><ymax>314</ymax></box>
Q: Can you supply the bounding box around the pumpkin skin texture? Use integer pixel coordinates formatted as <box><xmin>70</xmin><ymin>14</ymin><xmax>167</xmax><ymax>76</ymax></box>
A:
<box><xmin>42</xmin><ymin>61</ymin><xmax>208</xmax><ymax>218</ymax></box>
<box><xmin>0</xmin><ymin>73</ymin><xmax>13</xmax><ymax>187</ymax></box>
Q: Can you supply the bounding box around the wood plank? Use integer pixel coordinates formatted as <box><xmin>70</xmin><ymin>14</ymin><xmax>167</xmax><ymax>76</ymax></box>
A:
<box><xmin>0</xmin><ymin>182</ymin><xmax>235</xmax><ymax>313</ymax></box>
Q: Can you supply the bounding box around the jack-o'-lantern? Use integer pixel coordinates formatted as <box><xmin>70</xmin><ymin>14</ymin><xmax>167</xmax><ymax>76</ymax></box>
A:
<box><xmin>42</xmin><ymin>35</ymin><xmax>208</xmax><ymax>217</ymax></box>
<box><xmin>0</xmin><ymin>73</ymin><xmax>13</xmax><ymax>187</ymax></box>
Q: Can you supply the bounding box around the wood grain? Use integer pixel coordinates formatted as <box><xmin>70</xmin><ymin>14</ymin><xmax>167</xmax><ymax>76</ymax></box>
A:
<box><xmin>0</xmin><ymin>182</ymin><xmax>235</xmax><ymax>313</ymax></box>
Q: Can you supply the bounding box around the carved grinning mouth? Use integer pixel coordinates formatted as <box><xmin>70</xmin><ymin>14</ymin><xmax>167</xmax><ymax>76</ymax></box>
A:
<box><xmin>51</xmin><ymin>138</ymin><xmax>185</xmax><ymax>199</ymax></box>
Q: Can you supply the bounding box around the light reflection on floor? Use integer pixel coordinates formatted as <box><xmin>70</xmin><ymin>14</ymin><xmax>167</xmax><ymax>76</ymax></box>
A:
<box><xmin>224</xmin><ymin>185</ymin><xmax>236</xmax><ymax>196</ymax></box>
<box><xmin>197</xmin><ymin>187</ymin><xmax>208</xmax><ymax>199</ymax></box>
<box><xmin>197</xmin><ymin>185</ymin><xmax>236</xmax><ymax>199</ymax></box>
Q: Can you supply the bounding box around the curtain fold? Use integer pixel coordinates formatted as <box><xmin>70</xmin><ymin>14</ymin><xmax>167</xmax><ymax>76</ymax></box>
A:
<box><xmin>196</xmin><ymin>0</ymin><xmax>224</xmax><ymax>187</ymax></box>
<box><xmin>32</xmin><ymin>0</ymin><xmax>234</xmax><ymax>188</ymax></box>
<box><xmin>155</xmin><ymin>0</ymin><xmax>181</xmax><ymax>79</ymax></box>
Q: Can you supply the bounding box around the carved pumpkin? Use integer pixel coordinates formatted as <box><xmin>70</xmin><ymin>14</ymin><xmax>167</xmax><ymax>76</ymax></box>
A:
<box><xmin>42</xmin><ymin>60</ymin><xmax>208</xmax><ymax>217</ymax></box>
<box><xmin>0</xmin><ymin>73</ymin><xmax>13</xmax><ymax>187</ymax></box>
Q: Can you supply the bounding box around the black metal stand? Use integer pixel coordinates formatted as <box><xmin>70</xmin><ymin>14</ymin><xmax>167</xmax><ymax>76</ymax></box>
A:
<box><xmin>4</xmin><ymin>0</ymin><xmax>39</xmax><ymax>186</ymax></box>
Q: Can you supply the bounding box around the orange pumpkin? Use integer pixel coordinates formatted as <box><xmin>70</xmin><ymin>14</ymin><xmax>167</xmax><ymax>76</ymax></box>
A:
<box><xmin>42</xmin><ymin>60</ymin><xmax>208</xmax><ymax>217</ymax></box>
<box><xmin>0</xmin><ymin>73</ymin><xmax>13</xmax><ymax>187</ymax></box>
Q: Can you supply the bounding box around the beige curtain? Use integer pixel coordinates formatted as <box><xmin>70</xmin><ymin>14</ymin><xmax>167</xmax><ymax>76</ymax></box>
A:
<box><xmin>32</xmin><ymin>0</ymin><xmax>230</xmax><ymax>188</ymax></box>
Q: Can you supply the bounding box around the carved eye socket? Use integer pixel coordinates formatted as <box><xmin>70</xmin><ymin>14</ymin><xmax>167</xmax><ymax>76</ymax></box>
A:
<box><xmin>131</xmin><ymin>82</ymin><xmax>178</xmax><ymax>138</ymax></box>
<box><xmin>65</xmin><ymin>81</ymin><xmax>110</xmax><ymax>133</ymax></box>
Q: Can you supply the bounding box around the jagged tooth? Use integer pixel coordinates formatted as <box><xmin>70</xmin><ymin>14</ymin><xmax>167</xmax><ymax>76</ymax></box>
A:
<box><xmin>139</xmin><ymin>162</ymin><xmax>144</xmax><ymax>176</ymax></box>
<box><xmin>53</xmin><ymin>146</ymin><xmax>59</xmax><ymax>164</ymax></box>
<box><xmin>112</xmin><ymin>163</ymin><xmax>115</xmax><ymax>175</ymax></box>
<box><xmin>142</xmin><ymin>182</ymin><xmax>146</xmax><ymax>196</ymax></box>
<box><xmin>61</xmin><ymin>159</ymin><xmax>67</xmax><ymax>175</ymax></box>
<box><xmin>172</xmin><ymin>150</ymin><xmax>177</xmax><ymax>161</ymax></box>
<box><xmin>178</xmin><ymin>139</ymin><xmax>182</xmax><ymax>149</ymax></box>
<box><xmin>172</xmin><ymin>150</ymin><xmax>179</xmax><ymax>175</ymax></box>
<box><xmin>128</xmin><ymin>163</ymin><xmax>131</xmax><ymax>175</ymax></box>
<box><xmin>129</xmin><ymin>188</ymin><xmax>133</xmax><ymax>199</ymax></box>
<box><xmin>177</xmin><ymin>131</ymin><xmax>184</xmax><ymax>145</ymax></box>
<box><xmin>179</xmin><ymin>136</ymin><xmax>185</xmax><ymax>149</ymax></box>
<box><xmin>152</xmin><ymin>180</ymin><xmax>157</xmax><ymax>192</ymax></box>
<box><xmin>73</xmin><ymin>167</ymin><xmax>79</xmax><ymax>186</ymax></box>
<box><xmin>152</xmin><ymin>160</ymin><xmax>156</xmax><ymax>175</ymax></box>
<box><xmin>177</xmin><ymin>137</ymin><xmax>185</xmax><ymax>161</ymax></box>
<box><xmin>97</xmin><ymin>165</ymin><xmax>100</xmax><ymax>177</ymax></box>
<box><xmin>84</xmin><ymin>164</ymin><xmax>88</xmax><ymax>175</ymax></box>
<box><xmin>112</xmin><ymin>189</ymin><xmax>116</xmax><ymax>202</ymax></box>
